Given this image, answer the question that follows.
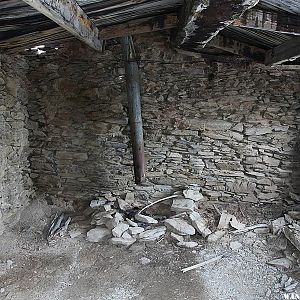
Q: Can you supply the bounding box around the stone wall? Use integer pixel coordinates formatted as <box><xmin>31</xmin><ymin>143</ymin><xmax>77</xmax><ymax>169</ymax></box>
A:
<box><xmin>0</xmin><ymin>54</ymin><xmax>32</xmax><ymax>232</ymax></box>
<box><xmin>27</xmin><ymin>37</ymin><xmax>300</xmax><ymax>208</ymax></box>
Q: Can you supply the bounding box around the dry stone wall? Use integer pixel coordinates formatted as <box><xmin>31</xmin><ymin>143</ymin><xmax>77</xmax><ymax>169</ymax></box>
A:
<box><xmin>0</xmin><ymin>55</ymin><xmax>32</xmax><ymax>232</ymax></box>
<box><xmin>27</xmin><ymin>37</ymin><xmax>300</xmax><ymax>208</ymax></box>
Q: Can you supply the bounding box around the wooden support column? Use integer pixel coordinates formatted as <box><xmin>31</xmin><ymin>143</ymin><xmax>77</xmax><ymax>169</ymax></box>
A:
<box><xmin>22</xmin><ymin>0</ymin><xmax>102</xmax><ymax>51</ymax></box>
<box><xmin>121</xmin><ymin>36</ymin><xmax>145</xmax><ymax>184</ymax></box>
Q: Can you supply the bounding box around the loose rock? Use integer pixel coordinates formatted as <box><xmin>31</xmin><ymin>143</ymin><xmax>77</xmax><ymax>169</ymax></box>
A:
<box><xmin>112</xmin><ymin>222</ymin><xmax>129</xmax><ymax>237</ymax></box>
<box><xmin>171</xmin><ymin>198</ymin><xmax>195</xmax><ymax>213</ymax></box>
<box><xmin>207</xmin><ymin>230</ymin><xmax>226</xmax><ymax>243</ymax></box>
<box><xmin>165</xmin><ymin>218</ymin><xmax>195</xmax><ymax>236</ymax></box>
<box><xmin>183</xmin><ymin>189</ymin><xmax>203</xmax><ymax>201</ymax></box>
<box><xmin>189</xmin><ymin>212</ymin><xmax>212</xmax><ymax>237</ymax></box>
<box><xmin>128</xmin><ymin>226</ymin><xmax>145</xmax><ymax>235</ymax></box>
<box><xmin>86</xmin><ymin>227</ymin><xmax>111</xmax><ymax>242</ymax></box>
<box><xmin>135</xmin><ymin>214</ymin><xmax>158</xmax><ymax>224</ymax></box>
<box><xmin>177</xmin><ymin>241</ymin><xmax>198</xmax><ymax>248</ymax></box>
<box><xmin>139</xmin><ymin>226</ymin><xmax>166</xmax><ymax>241</ymax></box>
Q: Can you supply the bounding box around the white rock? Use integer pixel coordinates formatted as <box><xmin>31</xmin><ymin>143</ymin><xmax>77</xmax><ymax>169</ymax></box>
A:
<box><xmin>139</xmin><ymin>257</ymin><xmax>151</xmax><ymax>265</ymax></box>
<box><xmin>126</xmin><ymin>218</ymin><xmax>138</xmax><ymax>227</ymax></box>
<box><xmin>165</xmin><ymin>218</ymin><xmax>195</xmax><ymax>236</ymax></box>
<box><xmin>128</xmin><ymin>226</ymin><xmax>144</xmax><ymax>235</ymax></box>
<box><xmin>90</xmin><ymin>199</ymin><xmax>106</xmax><ymax>208</ymax></box>
<box><xmin>105</xmin><ymin>212</ymin><xmax>124</xmax><ymax>229</ymax></box>
<box><xmin>207</xmin><ymin>230</ymin><xmax>225</xmax><ymax>243</ymax></box>
<box><xmin>139</xmin><ymin>226</ymin><xmax>166</xmax><ymax>241</ymax></box>
<box><xmin>111</xmin><ymin>237</ymin><xmax>136</xmax><ymax>246</ymax></box>
<box><xmin>170</xmin><ymin>232</ymin><xmax>184</xmax><ymax>242</ymax></box>
<box><xmin>171</xmin><ymin>199</ymin><xmax>195</xmax><ymax>213</ymax></box>
<box><xmin>86</xmin><ymin>227</ymin><xmax>111</xmax><ymax>242</ymax></box>
<box><xmin>177</xmin><ymin>241</ymin><xmax>198</xmax><ymax>248</ymax></box>
<box><xmin>118</xmin><ymin>199</ymin><xmax>132</xmax><ymax>211</ymax></box>
<box><xmin>183</xmin><ymin>189</ymin><xmax>203</xmax><ymax>201</ymax></box>
<box><xmin>125</xmin><ymin>192</ymin><xmax>135</xmax><ymax>204</ymax></box>
<box><xmin>230</xmin><ymin>216</ymin><xmax>245</xmax><ymax>230</ymax></box>
<box><xmin>122</xmin><ymin>231</ymin><xmax>133</xmax><ymax>240</ymax></box>
<box><xmin>267</xmin><ymin>258</ymin><xmax>293</xmax><ymax>269</ymax></box>
<box><xmin>230</xmin><ymin>241</ymin><xmax>242</xmax><ymax>250</ymax></box>
<box><xmin>112</xmin><ymin>222</ymin><xmax>129</xmax><ymax>237</ymax></box>
<box><xmin>135</xmin><ymin>214</ymin><xmax>158</xmax><ymax>224</ymax></box>
<box><xmin>189</xmin><ymin>212</ymin><xmax>212</xmax><ymax>237</ymax></box>
<box><xmin>271</xmin><ymin>217</ymin><xmax>286</xmax><ymax>235</ymax></box>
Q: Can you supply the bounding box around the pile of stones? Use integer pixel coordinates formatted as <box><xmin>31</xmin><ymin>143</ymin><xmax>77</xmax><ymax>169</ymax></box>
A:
<box><xmin>82</xmin><ymin>187</ymin><xmax>245</xmax><ymax>248</ymax></box>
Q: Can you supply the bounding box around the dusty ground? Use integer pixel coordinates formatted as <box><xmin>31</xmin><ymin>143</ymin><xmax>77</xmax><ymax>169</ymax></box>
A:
<box><xmin>0</xmin><ymin>200</ymin><xmax>299</xmax><ymax>300</ymax></box>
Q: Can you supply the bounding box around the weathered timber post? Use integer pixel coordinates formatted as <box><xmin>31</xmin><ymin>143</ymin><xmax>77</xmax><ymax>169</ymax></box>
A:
<box><xmin>121</xmin><ymin>35</ymin><xmax>145</xmax><ymax>184</ymax></box>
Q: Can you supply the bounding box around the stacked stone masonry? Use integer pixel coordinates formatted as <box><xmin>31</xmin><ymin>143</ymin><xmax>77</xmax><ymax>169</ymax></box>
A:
<box><xmin>1</xmin><ymin>35</ymin><xmax>300</xmax><ymax>220</ymax></box>
<box><xmin>0</xmin><ymin>55</ymin><xmax>32</xmax><ymax>232</ymax></box>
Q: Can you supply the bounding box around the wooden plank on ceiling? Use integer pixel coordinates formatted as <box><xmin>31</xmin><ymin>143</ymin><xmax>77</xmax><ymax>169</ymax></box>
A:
<box><xmin>176</xmin><ymin>0</ymin><xmax>260</xmax><ymax>48</ymax></box>
<box><xmin>208</xmin><ymin>34</ymin><xmax>266</xmax><ymax>62</ymax></box>
<box><xmin>22</xmin><ymin>0</ymin><xmax>102</xmax><ymax>51</ymax></box>
<box><xmin>265</xmin><ymin>36</ymin><xmax>300</xmax><ymax>65</ymax></box>
<box><xmin>259</xmin><ymin>0</ymin><xmax>300</xmax><ymax>15</ymax></box>
<box><xmin>233</xmin><ymin>8</ymin><xmax>300</xmax><ymax>35</ymax></box>
<box><xmin>0</xmin><ymin>13</ymin><xmax>178</xmax><ymax>51</ymax></box>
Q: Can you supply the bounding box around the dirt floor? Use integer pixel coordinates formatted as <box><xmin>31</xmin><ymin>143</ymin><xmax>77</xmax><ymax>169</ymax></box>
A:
<box><xmin>0</xmin><ymin>200</ymin><xmax>299</xmax><ymax>300</ymax></box>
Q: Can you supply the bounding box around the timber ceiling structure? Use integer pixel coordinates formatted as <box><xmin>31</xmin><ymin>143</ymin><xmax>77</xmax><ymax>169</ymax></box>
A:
<box><xmin>0</xmin><ymin>0</ymin><xmax>299</xmax><ymax>65</ymax></box>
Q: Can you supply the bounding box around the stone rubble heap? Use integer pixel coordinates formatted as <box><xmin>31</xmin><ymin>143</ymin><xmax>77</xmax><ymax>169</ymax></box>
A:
<box><xmin>82</xmin><ymin>187</ymin><xmax>246</xmax><ymax>248</ymax></box>
<box><xmin>267</xmin><ymin>211</ymin><xmax>300</xmax><ymax>271</ymax></box>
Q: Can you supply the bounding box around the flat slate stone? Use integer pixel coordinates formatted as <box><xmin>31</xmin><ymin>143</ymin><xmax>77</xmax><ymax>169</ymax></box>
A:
<box><xmin>165</xmin><ymin>218</ymin><xmax>195</xmax><ymax>236</ymax></box>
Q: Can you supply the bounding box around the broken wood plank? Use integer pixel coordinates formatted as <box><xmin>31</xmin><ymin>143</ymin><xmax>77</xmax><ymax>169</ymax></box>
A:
<box><xmin>233</xmin><ymin>8</ymin><xmax>300</xmax><ymax>36</ymax></box>
<box><xmin>208</xmin><ymin>34</ymin><xmax>266</xmax><ymax>62</ymax></box>
<box><xmin>181</xmin><ymin>255</ymin><xmax>223</xmax><ymax>273</ymax></box>
<box><xmin>22</xmin><ymin>0</ymin><xmax>102</xmax><ymax>51</ymax></box>
<box><xmin>265</xmin><ymin>36</ymin><xmax>300</xmax><ymax>65</ymax></box>
<box><xmin>177</xmin><ymin>0</ymin><xmax>260</xmax><ymax>47</ymax></box>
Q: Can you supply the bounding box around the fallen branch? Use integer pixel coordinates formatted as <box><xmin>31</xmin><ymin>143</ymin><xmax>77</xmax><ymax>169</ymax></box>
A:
<box><xmin>138</xmin><ymin>195</ymin><xmax>179</xmax><ymax>214</ymax></box>
<box><xmin>181</xmin><ymin>255</ymin><xmax>223</xmax><ymax>273</ymax></box>
<box><xmin>232</xmin><ymin>223</ymin><xmax>269</xmax><ymax>234</ymax></box>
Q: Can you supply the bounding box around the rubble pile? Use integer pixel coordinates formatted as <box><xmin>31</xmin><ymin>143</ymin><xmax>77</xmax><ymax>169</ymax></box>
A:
<box><xmin>80</xmin><ymin>187</ymin><xmax>248</xmax><ymax>248</ymax></box>
<box><xmin>267</xmin><ymin>211</ymin><xmax>300</xmax><ymax>270</ymax></box>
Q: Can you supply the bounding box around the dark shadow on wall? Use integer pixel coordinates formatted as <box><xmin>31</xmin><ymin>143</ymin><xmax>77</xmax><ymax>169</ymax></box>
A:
<box><xmin>26</xmin><ymin>44</ymin><xmax>133</xmax><ymax>209</ymax></box>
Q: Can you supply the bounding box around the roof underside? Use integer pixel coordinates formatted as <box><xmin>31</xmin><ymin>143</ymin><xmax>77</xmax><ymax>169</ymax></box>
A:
<box><xmin>0</xmin><ymin>0</ymin><xmax>299</xmax><ymax>65</ymax></box>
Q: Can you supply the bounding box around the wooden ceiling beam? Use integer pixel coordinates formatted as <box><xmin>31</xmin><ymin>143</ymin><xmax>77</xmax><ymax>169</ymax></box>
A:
<box><xmin>233</xmin><ymin>8</ymin><xmax>300</xmax><ymax>35</ymax></box>
<box><xmin>259</xmin><ymin>0</ymin><xmax>300</xmax><ymax>15</ymax></box>
<box><xmin>0</xmin><ymin>13</ymin><xmax>177</xmax><ymax>51</ymax></box>
<box><xmin>22</xmin><ymin>0</ymin><xmax>103</xmax><ymax>51</ymax></box>
<box><xmin>177</xmin><ymin>0</ymin><xmax>260</xmax><ymax>47</ymax></box>
<box><xmin>208</xmin><ymin>34</ymin><xmax>266</xmax><ymax>62</ymax></box>
<box><xmin>99</xmin><ymin>14</ymin><xmax>178</xmax><ymax>39</ymax></box>
<box><xmin>265</xmin><ymin>36</ymin><xmax>300</xmax><ymax>65</ymax></box>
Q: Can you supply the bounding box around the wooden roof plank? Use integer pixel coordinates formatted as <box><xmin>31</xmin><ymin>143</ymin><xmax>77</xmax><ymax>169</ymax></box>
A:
<box><xmin>265</xmin><ymin>36</ymin><xmax>300</xmax><ymax>65</ymax></box>
<box><xmin>21</xmin><ymin>0</ymin><xmax>103</xmax><ymax>51</ymax></box>
<box><xmin>177</xmin><ymin>0</ymin><xmax>260</xmax><ymax>48</ymax></box>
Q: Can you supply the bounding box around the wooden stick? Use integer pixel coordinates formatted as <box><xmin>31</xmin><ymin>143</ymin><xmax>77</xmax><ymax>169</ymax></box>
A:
<box><xmin>138</xmin><ymin>195</ymin><xmax>179</xmax><ymax>214</ymax></box>
<box><xmin>181</xmin><ymin>255</ymin><xmax>223</xmax><ymax>273</ymax></box>
<box><xmin>232</xmin><ymin>224</ymin><xmax>269</xmax><ymax>234</ymax></box>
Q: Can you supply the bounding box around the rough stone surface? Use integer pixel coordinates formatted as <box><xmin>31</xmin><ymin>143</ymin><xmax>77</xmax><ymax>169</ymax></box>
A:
<box><xmin>112</xmin><ymin>222</ymin><xmax>129</xmax><ymax>238</ymax></box>
<box><xmin>24</xmin><ymin>38</ymin><xmax>300</xmax><ymax>208</ymax></box>
<box><xmin>189</xmin><ymin>212</ymin><xmax>212</xmax><ymax>237</ymax></box>
<box><xmin>0</xmin><ymin>54</ymin><xmax>33</xmax><ymax>232</ymax></box>
<box><xmin>111</xmin><ymin>237</ymin><xmax>136</xmax><ymax>246</ymax></box>
<box><xmin>135</xmin><ymin>214</ymin><xmax>158</xmax><ymax>224</ymax></box>
<box><xmin>138</xmin><ymin>226</ymin><xmax>166</xmax><ymax>241</ymax></box>
<box><xmin>86</xmin><ymin>227</ymin><xmax>111</xmax><ymax>242</ymax></box>
<box><xmin>171</xmin><ymin>198</ymin><xmax>195</xmax><ymax>213</ymax></box>
<box><xmin>165</xmin><ymin>218</ymin><xmax>195</xmax><ymax>236</ymax></box>
<box><xmin>207</xmin><ymin>230</ymin><xmax>226</xmax><ymax>242</ymax></box>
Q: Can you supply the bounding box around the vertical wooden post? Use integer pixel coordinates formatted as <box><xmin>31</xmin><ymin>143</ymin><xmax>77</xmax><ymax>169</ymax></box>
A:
<box><xmin>121</xmin><ymin>35</ymin><xmax>145</xmax><ymax>184</ymax></box>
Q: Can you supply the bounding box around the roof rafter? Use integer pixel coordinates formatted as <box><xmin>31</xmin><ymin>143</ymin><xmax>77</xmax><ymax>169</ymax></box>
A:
<box><xmin>265</xmin><ymin>36</ymin><xmax>300</xmax><ymax>65</ymax></box>
<box><xmin>22</xmin><ymin>0</ymin><xmax>103</xmax><ymax>51</ymax></box>
<box><xmin>208</xmin><ymin>34</ymin><xmax>266</xmax><ymax>62</ymax></box>
<box><xmin>177</xmin><ymin>0</ymin><xmax>260</xmax><ymax>48</ymax></box>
